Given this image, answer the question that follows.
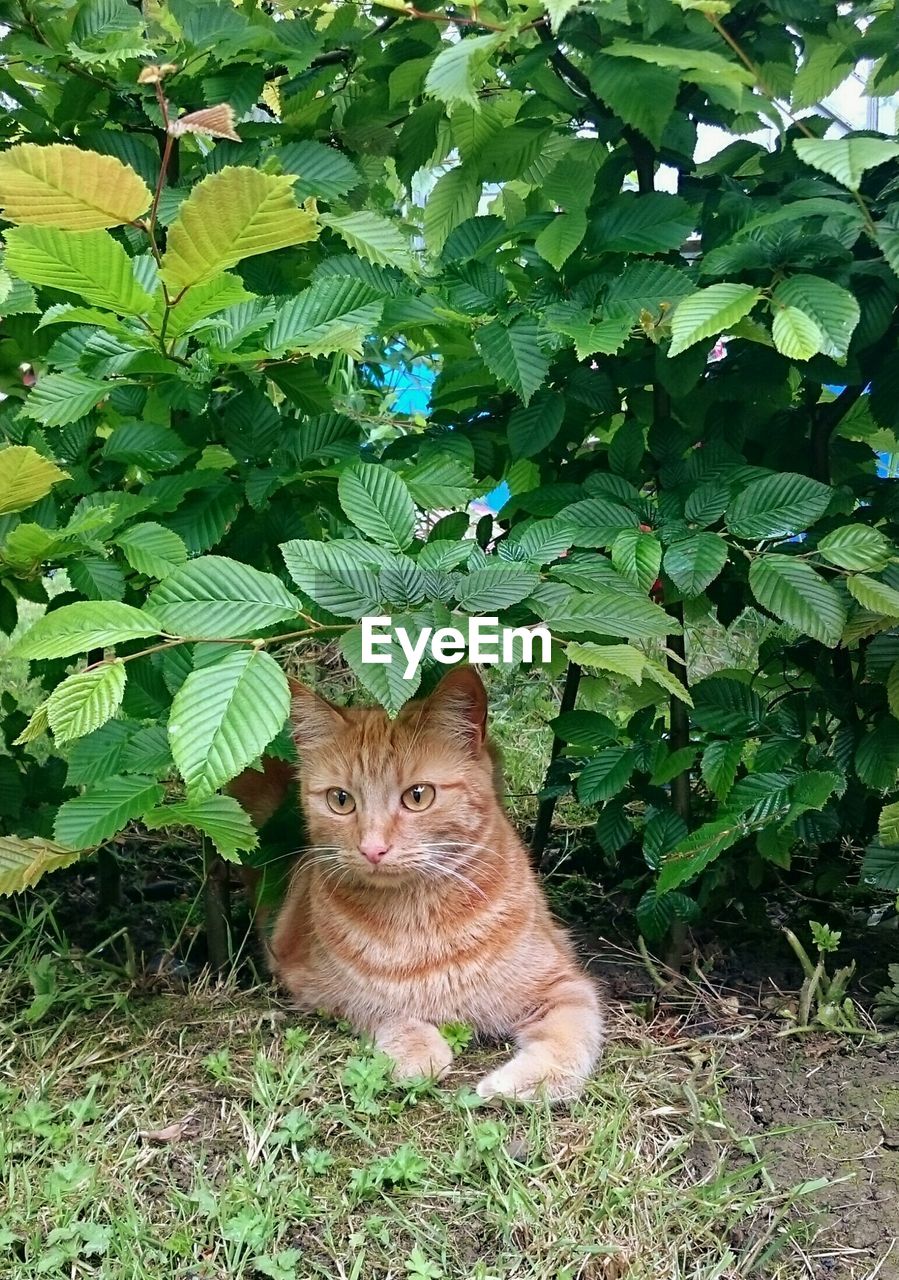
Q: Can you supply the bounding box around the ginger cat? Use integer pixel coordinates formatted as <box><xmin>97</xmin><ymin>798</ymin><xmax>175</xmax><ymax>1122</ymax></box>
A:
<box><xmin>268</xmin><ymin>667</ymin><xmax>604</xmax><ymax>1101</ymax></box>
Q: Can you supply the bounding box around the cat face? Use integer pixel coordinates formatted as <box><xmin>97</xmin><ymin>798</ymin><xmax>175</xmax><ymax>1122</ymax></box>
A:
<box><xmin>289</xmin><ymin>667</ymin><xmax>498</xmax><ymax>886</ymax></box>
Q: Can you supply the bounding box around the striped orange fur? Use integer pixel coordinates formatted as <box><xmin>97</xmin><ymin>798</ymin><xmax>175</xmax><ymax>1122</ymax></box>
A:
<box><xmin>269</xmin><ymin>667</ymin><xmax>604</xmax><ymax>1101</ymax></box>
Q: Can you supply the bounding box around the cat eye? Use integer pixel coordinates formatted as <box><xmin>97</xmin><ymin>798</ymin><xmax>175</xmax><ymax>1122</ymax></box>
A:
<box><xmin>401</xmin><ymin>783</ymin><xmax>435</xmax><ymax>812</ymax></box>
<box><xmin>326</xmin><ymin>787</ymin><xmax>356</xmax><ymax>814</ymax></box>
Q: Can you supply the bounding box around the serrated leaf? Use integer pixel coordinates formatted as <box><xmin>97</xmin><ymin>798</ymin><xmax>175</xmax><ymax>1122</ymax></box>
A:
<box><xmin>604</xmin><ymin>260</ymin><xmax>694</xmax><ymax>322</ymax></box>
<box><xmin>457</xmin><ymin>564</ymin><xmax>540</xmax><ymax>612</ymax></box>
<box><xmin>879</xmin><ymin>800</ymin><xmax>899</xmax><ymax>847</ymax></box>
<box><xmin>591</xmin><ymin>192</ymin><xmax>695</xmax><ymax>254</ymax></box>
<box><xmin>266</xmin><ymin>278</ymin><xmax>383</xmax><ymax>358</ymax></box>
<box><xmin>561</xmin><ymin>497</ymin><xmax>639</xmax><ymax>546</ymax></box>
<box><xmin>642</xmin><ymin>656</ymin><xmax>694</xmax><ymax>706</ymax></box>
<box><xmin>47</xmin><ymin>661</ymin><xmax>126</xmax><ymax>744</ymax></box>
<box><xmin>693</xmin><ymin>677</ymin><xmax>763</xmax><ymax>735</ymax></box>
<box><xmin>0</xmin><ymin>142</ymin><xmax>150</xmax><ymax>229</ymax></box>
<box><xmin>169</xmin><ymin>648</ymin><xmax>291</xmax><ymax>800</ymax></box>
<box><xmin>635</xmin><ymin>888</ymin><xmax>695</xmax><ymax>941</ymax></box>
<box><xmin>66</xmin><ymin>721</ymin><xmax>133</xmax><ymax>787</ymax></box>
<box><xmin>68</xmin><ymin>556</ymin><xmax>126</xmax><ymax>601</ymax></box>
<box><xmin>0</xmin><ymin>836</ymin><xmax>85</xmax><ymax>897</ymax></box>
<box><xmin>650</xmin><ymin>747</ymin><xmax>696</xmax><ymax>787</ymax></box>
<box><xmin>0</xmin><ymin>446</ymin><xmax>68</xmax><ymax>515</ymax></box>
<box><xmin>279</xmin><ymin>140</ymin><xmax>361</xmax><ymax>202</ymax></box>
<box><xmin>535</xmin><ymin>210</ymin><xmax>586</xmax><ymax>270</ymax></box>
<box><xmin>114</xmin><ymin>522</ymin><xmax>189</xmax><ymax>579</ymax></box>
<box><xmin>611</xmin><ymin>529</ymin><xmax>661</xmax><ymax>593</ymax></box>
<box><xmin>54</xmin><ymin>775</ymin><xmax>164</xmax><ymax>848</ymax></box>
<box><xmin>5</xmin><ymin>226</ymin><xmax>157</xmax><ymax>315</ymax></box>
<box><xmin>144</xmin><ymin>794</ymin><xmax>257</xmax><ymax>861</ymax></box>
<box><xmin>817</xmin><ymin>525</ymin><xmax>894</xmax><ymax>572</ymax></box>
<box><xmin>643</xmin><ymin>810</ymin><xmax>688</xmax><ymax>869</ymax></box>
<box><xmin>771</xmin><ymin>305</ymin><xmax>824</xmax><ymax>361</ymax></box>
<box><xmin>668</xmin><ymin>284</ymin><xmax>761</xmax><ymax>358</ymax></box>
<box><xmin>846</xmin><ymin>574</ymin><xmax>899</xmax><ymax>617</ymax></box>
<box><xmin>424</xmin><ymin>166</ymin><xmax>480</xmax><ymax>256</ymax></box>
<box><xmin>888</xmin><ymin>661</ymin><xmax>899</xmax><ymax>720</ymax></box>
<box><xmin>552</xmin><ymin>709</ymin><xmax>618</xmax><ymax>747</ymax></box>
<box><xmin>590</xmin><ymin>54</ymin><xmax>679</xmax><ymax>149</ymax></box>
<box><xmin>771</xmin><ymin>276</ymin><xmax>859</xmax><ymax>360</ymax></box>
<box><xmin>578</xmin><ymin>748</ymin><xmax>636</xmax><ymax>804</ymax></box>
<box><xmin>424</xmin><ymin>32</ymin><xmax>502</xmax><ymax>111</ymax></box>
<box><xmin>340</xmin><ymin>621</ymin><xmax>422</xmax><ymax>717</ymax></box>
<box><xmin>542</xmin><ymin>588</ymin><xmax>675</xmax><ymax>641</ymax></box>
<box><xmin>862</xmin><ymin>842</ymin><xmax>899</xmax><ymax>892</ymax></box>
<box><xmin>657</xmin><ymin>818</ymin><xmax>746</xmax><ymax>893</ymax></box>
<box><xmin>545</xmin><ymin>0</ymin><xmax>584</xmax><ymax>32</ymax></box>
<box><xmin>749</xmin><ymin>554</ymin><xmax>846</xmax><ymax>646</ymax></box>
<box><xmin>338</xmin><ymin>464</ymin><xmax>415</xmax><ymax>553</ymax></box>
<box><xmin>146</xmin><ymin>556</ymin><xmax>300</xmax><ymax>636</ymax></box>
<box><xmin>726</xmin><ymin>472</ymin><xmax>832</xmax><ymax>539</ymax></box>
<box><xmin>476</xmin><ymin>317</ymin><xmax>548</xmax><ymax>406</ymax></box>
<box><xmin>161</xmin><ymin>167</ymin><xmax>319</xmax><ymax>291</ymax></box>
<box><xmin>19</xmin><ymin>372</ymin><xmax>108</xmax><ymax>427</ymax></box>
<box><xmin>9</xmin><ymin>601</ymin><xmax>159</xmax><ymax>660</ymax></box>
<box><xmin>605</xmin><ymin>40</ymin><xmax>752</xmax><ymax>84</ymax></box>
<box><xmin>565</xmin><ymin>641</ymin><xmax>646</xmax><ymax>683</ymax></box>
<box><xmin>664</xmin><ymin>533</ymin><xmax>728</xmax><ymax>596</ymax></box>
<box><xmin>165</xmin><ymin>273</ymin><xmax>253</xmax><ymax>338</ymax></box>
<box><xmin>321</xmin><ymin>212</ymin><xmax>413</xmax><ymax>273</ymax></box>
<box><xmin>700</xmin><ymin>739</ymin><xmax>743</xmax><ymax>801</ymax></box>
<box><xmin>281</xmin><ymin>539</ymin><xmax>383</xmax><ymax>619</ymax></box>
<box><xmin>794</xmin><ymin>136</ymin><xmax>899</xmax><ymax>192</ymax></box>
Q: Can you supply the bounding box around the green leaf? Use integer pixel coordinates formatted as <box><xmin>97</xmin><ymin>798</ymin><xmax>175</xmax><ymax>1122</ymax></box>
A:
<box><xmin>862</xmin><ymin>842</ymin><xmax>899</xmax><ymax>892</ymax></box>
<box><xmin>856</xmin><ymin>719</ymin><xmax>899</xmax><ymax>791</ymax></box>
<box><xmin>0</xmin><ymin>836</ymin><xmax>85</xmax><ymax>897</ymax></box>
<box><xmin>726</xmin><ymin>472</ymin><xmax>832</xmax><ymax>539</ymax></box>
<box><xmin>476</xmin><ymin>317</ymin><xmax>548</xmax><ymax>406</ymax></box>
<box><xmin>561</xmin><ymin>497</ymin><xmax>639</xmax><ymax>546</ymax></box>
<box><xmin>66</xmin><ymin>721</ymin><xmax>134</xmax><ymax>787</ymax></box>
<box><xmin>507</xmin><ymin>393</ymin><xmax>565</xmax><ymax>461</ymax></box>
<box><xmin>5</xmin><ymin>226</ymin><xmax>156</xmax><ymax>315</ymax></box>
<box><xmin>650</xmin><ymin>748</ymin><xmax>696</xmax><ymax>787</ymax></box>
<box><xmin>161</xmin><ymin>167</ymin><xmax>320</xmax><ymax>291</ymax></box>
<box><xmin>281</xmin><ymin>539</ymin><xmax>383</xmax><ymax>619</ymax></box>
<box><xmin>749</xmin><ymin>554</ymin><xmax>846</xmax><ymax>647</ymax></box>
<box><xmin>424</xmin><ymin>167</ymin><xmax>480</xmax><ymax>256</ymax></box>
<box><xmin>266</xmin><ymin>278</ymin><xmax>383</xmax><ymax>358</ymax></box>
<box><xmin>424</xmin><ymin>33</ymin><xmax>502</xmax><ymax>111</ymax></box>
<box><xmin>604</xmin><ymin>260</ymin><xmax>694</xmax><ymax>323</ymax></box>
<box><xmin>643</xmin><ymin>810</ymin><xmax>688</xmax><ymax>869</ymax></box>
<box><xmin>590</xmin><ymin>54</ymin><xmax>679</xmax><ymax>149</ymax></box>
<box><xmin>69</xmin><ymin>556</ymin><xmax>126</xmax><ymax>602</ymax></box>
<box><xmin>0</xmin><ymin>446</ymin><xmax>68</xmax><ymax>515</ymax></box>
<box><xmin>875</xmin><ymin>220</ymin><xmax>899</xmax><ymax>282</ymax></box>
<box><xmin>611</xmin><ymin>529</ymin><xmax>662</xmax><ymax>593</ymax></box>
<box><xmin>771</xmin><ymin>276</ymin><xmax>859</xmax><ymax>360</ymax></box>
<box><xmin>692</xmin><ymin>677</ymin><xmax>763</xmax><ymax>735</ymax></box>
<box><xmin>565</xmin><ymin>641</ymin><xmax>646</xmax><ymax>683</ymax></box>
<box><xmin>47</xmin><ymin>661</ymin><xmax>126</xmax><ymax>744</ymax></box>
<box><xmin>771</xmin><ymin>305</ymin><xmax>824</xmax><ymax>361</ymax></box>
<box><xmin>551</xmin><ymin>709</ymin><xmax>618</xmax><ymax>747</ymax></box>
<box><xmin>701</xmin><ymin>739</ymin><xmax>743</xmax><ymax>801</ymax></box>
<box><xmin>535</xmin><ymin>211</ymin><xmax>586</xmax><ymax>270</ymax></box>
<box><xmin>54</xmin><ymin>775</ymin><xmax>164</xmax><ymax>848</ymax></box>
<box><xmin>0</xmin><ymin>142</ymin><xmax>151</xmax><ymax>229</ymax></box>
<box><xmin>636</xmin><ymin>889</ymin><xmax>695</xmax><ymax>941</ymax></box>
<box><xmin>338</xmin><ymin>464</ymin><xmax>415</xmax><ymax>553</ymax></box>
<box><xmin>591</xmin><ymin>192</ymin><xmax>694</xmax><ymax>254</ymax></box>
<box><xmin>846</xmin><ymin>575</ymin><xmax>899</xmax><ymax>617</ymax></box>
<box><xmin>794</xmin><ymin>136</ymin><xmax>899</xmax><ymax>192</ymax></box>
<box><xmin>19</xmin><ymin>372</ymin><xmax>108</xmax><ymax>427</ymax></box>
<box><xmin>641</xmin><ymin>656</ymin><xmax>693</xmax><ymax>707</ymax></box>
<box><xmin>888</xmin><ymin>661</ymin><xmax>899</xmax><ymax>721</ymax></box>
<box><xmin>143</xmin><ymin>794</ymin><xmax>258</xmax><ymax>862</ymax></box>
<box><xmin>878</xmin><ymin>801</ymin><xmax>899</xmax><ymax>847</ymax></box>
<box><xmin>578</xmin><ymin>748</ymin><xmax>637</xmax><ymax>804</ymax></box>
<box><xmin>545</xmin><ymin>588</ymin><xmax>675</xmax><ymax>641</ymax></box>
<box><xmin>604</xmin><ymin>40</ymin><xmax>753</xmax><ymax>84</ymax></box>
<box><xmin>664</xmin><ymin>533</ymin><xmax>728</xmax><ymax>597</ymax></box>
<box><xmin>9</xmin><ymin>601</ymin><xmax>159</xmax><ymax>660</ymax></box>
<box><xmin>146</xmin><ymin>556</ymin><xmax>300</xmax><ymax>636</ymax></box>
<box><xmin>278</xmin><ymin>140</ymin><xmax>361</xmax><ymax>202</ymax></box>
<box><xmin>545</xmin><ymin>0</ymin><xmax>584</xmax><ymax>32</ymax></box>
<box><xmin>668</xmin><ymin>284</ymin><xmax>761</xmax><ymax>358</ymax></box>
<box><xmin>817</xmin><ymin>525</ymin><xmax>894</xmax><ymax>572</ymax></box>
<box><xmin>164</xmin><ymin>273</ymin><xmax>253</xmax><ymax>338</ymax></box>
<box><xmin>321</xmin><ymin>212</ymin><xmax>413</xmax><ymax>273</ymax></box>
<box><xmin>114</xmin><ymin>522</ymin><xmax>189</xmax><ymax>579</ymax></box>
<box><xmin>169</xmin><ymin>648</ymin><xmax>291</xmax><ymax>800</ymax></box>
<box><xmin>457</xmin><ymin>564</ymin><xmax>540</xmax><ymax>612</ymax></box>
<box><xmin>657</xmin><ymin>818</ymin><xmax>746</xmax><ymax>893</ymax></box>
<box><xmin>340</xmin><ymin>621</ymin><xmax>422</xmax><ymax>717</ymax></box>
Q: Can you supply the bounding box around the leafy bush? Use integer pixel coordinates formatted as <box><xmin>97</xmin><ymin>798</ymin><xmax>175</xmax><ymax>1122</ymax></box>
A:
<box><xmin>1</xmin><ymin>0</ymin><xmax>899</xmax><ymax>946</ymax></box>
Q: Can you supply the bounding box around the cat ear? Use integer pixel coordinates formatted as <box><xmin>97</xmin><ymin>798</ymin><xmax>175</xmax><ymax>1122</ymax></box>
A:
<box><xmin>288</xmin><ymin>679</ymin><xmax>348</xmax><ymax>750</ymax></box>
<box><xmin>423</xmin><ymin>666</ymin><xmax>488</xmax><ymax>751</ymax></box>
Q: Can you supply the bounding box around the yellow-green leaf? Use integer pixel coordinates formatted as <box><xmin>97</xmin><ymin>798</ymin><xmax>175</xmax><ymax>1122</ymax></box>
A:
<box><xmin>5</xmin><ymin>226</ymin><xmax>156</xmax><ymax>316</ymax></box>
<box><xmin>0</xmin><ymin>446</ymin><xmax>69</xmax><ymax>515</ymax></box>
<box><xmin>0</xmin><ymin>835</ymin><xmax>85</xmax><ymax>896</ymax></box>
<box><xmin>47</xmin><ymin>662</ymin><xmax>127</xmax><ymax>745</ymax></box>
<box><xmin>846</xmin><ymin>574</ymin><xmax>899</xmax><ymax>617</ymax></box>
<box><xmin>161</xmin><ymin>167</ymin><xmax>320</xmax><ymax>291</ymax></box>
<box><xmin>0</xmin><ymin>143</ymin><xmax>151</xmax><ymax>230</ymax></box>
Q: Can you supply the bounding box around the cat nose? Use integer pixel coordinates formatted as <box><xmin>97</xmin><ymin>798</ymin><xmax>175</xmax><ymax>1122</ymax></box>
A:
<box><xmin>359</xmin><ymin>841</ymin><xmax>390</xmax><ymax>865</ymax></box>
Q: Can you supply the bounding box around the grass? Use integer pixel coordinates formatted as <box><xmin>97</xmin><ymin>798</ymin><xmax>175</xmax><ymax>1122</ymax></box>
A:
<box><xmin>0</xmin><ymin>901</ymin><xmax>832</xmax><ymax>1280</ymax></box>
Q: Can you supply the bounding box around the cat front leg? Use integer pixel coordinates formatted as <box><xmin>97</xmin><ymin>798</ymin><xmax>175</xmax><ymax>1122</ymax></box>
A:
<box><xmin>373</xmin><ymin>1017</ymin><xmax>454</xmax><ymax>1082</ymax></box>
<box><xmin>475</xmin><ymin>976</ymin><xmax>604</xmax><ymax>1103</ymax></box>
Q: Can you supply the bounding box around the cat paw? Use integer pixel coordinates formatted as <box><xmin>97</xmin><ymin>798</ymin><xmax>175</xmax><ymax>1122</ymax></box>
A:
<box><xmin>376</xmin><ymin>1022</ymin><xmax>453</xmax><ymax>1082</ymax></box>
<box><xmin>475</xmin><ymin>1061</ymin><xmax>583</xmax><ymax>1103</ymax></box>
